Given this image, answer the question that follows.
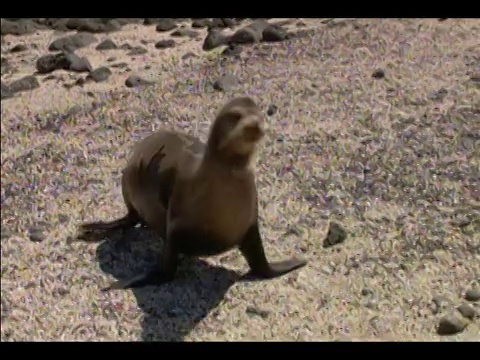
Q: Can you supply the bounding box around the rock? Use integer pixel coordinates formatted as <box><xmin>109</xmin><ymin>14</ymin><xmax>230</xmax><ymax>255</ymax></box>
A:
<box><xmin>65</xmin><ymin>18</ymin><xmax>121</xmax><ymax>33</ymax></box>
<box><xmin>428</xmin><ymin>87</ymin><xmax>448</xmax><ymax>102</ymax></box>
<box><xmin>95</xmin><ymin>39</ymin><xmax>118</xmax><ymax>50</ymax></box>
<box><xmin>36</xmin><ymin>52</ymin><xmax>92</xmax><ymax>74</ymax></box>
<box><xmin>10</xmin><ymin>44</ymin><xmax>28</xmax><ymax>53</ymax></box>
<box><xmin>437</xmin><ymin>313</ymin><xmax>469</xmax><ymax>335</ymax></box>
<box><xmin>203</xmin><ymin>29</ymin><xmax>228</xmax><ymax>51</ymax></box>
<box><xmin>465</xmin><ymin>287</ymin><xmax>480</xmax><ymax>302</ymax></box>
<box><xmin>432</xmin><ymin>295</ymin><xmax>450</xmax><ymax>314</ymax></box>
<box><xmin>323</xmin><ymin>221</ymin><xmax>347</xmax><ymax>248</ymax></box>
<box><xmin>1</xmin><ymin>19</ymin><xmax>38</xmax><ymax>36</ymax></box>
<box><xmin>86</xmin><ymin>67</ymin><xmax>112</xmax><ymax>82</ymax></box>
<box><xmin>64</xmin><ymin>53</ymin><xmax>93</xmax><ymax>72</ymax></box>
<box><xmin>106</xmin><ymin>57</ymin><xmax>116</xmax><ymax>62</ymax></box>
<box><xmin>361</xmin><ymin>288</ymin><xmax>374</xmax><ymax>296</ymax></box>
<box><xmin>192</xmin><ymin>19</ymin><xmax>211</xmax><ymax>28</ymax></box>
<box><xmin>171</xmin><ymin>29</ymin><xmax>199</xmax><ymax>39</ymax></box>
<box><xmin>49</xmin><ymin>33</ymin><xmax>98</xmax><ymax>52</ymax></box>
<box><xmin>210</xmin><ymin>18</ymin><xmax>228</xmax><ymax>29</ymax></box>
<box><xmin>266</xmin><ymin>104</ymin><xmax>277</xmax><ymax>116</ymax></box>
<box><xmin>230</xmin><ymin>20</ymin><xmax>269</xmax><ymax>45</ymax></box>
<box><xmin>125</xmin><ymin>75</ymin><xmax>154</xmax><ymax>88</ymax></box>
<box><xmin>28</xmin><ymin>227</ymin><xmax>46</xmax><ymax>243</ymax></box>
<box><xmin>221</xmin><ymin>18</ymin><xmax>237</xmax><ymax>28</ymax></box>
<box><xmin>245</xmin><ymin>306</ymin><xmax>270</xmax><ymax>319</ymax></box>
<box><xmin>213</xmin><ymin>74</ymin><xmax>239</xmax><ymax>92</ymax></box>
<box><xmin>296</xmin><ymin>21</ymin><xmax>307</xmax><ymax>27</ymax></box>
<box><xmin>222</xmin><ymin>44</ymin><xmax>243</xmax><ymax>57</ymax></box>
<box><xmin>262</xmin><ymin>24</ymin><xmax>288</xmax><ymax>42</ymax></box>
<box><xmin>8</xmin><ymin>75</ymin><xmax>40</xmax><ymax>94</ymax></box>
<box><xmin>155</xmin><ymin>19</ymin><xmax>177</xmax><ymax>32</ymax></box>
<box><xmin>469</xmin><ymin>73</ymin><xmax>480</xmax><ymax>83</ymax></box>
<box><xmin>120</xmin><ymin>43</ymin><xmax>133</xmax><ymax>50</ymax></box>
<box><xmin>111</xmin><ymin>62</ymin><xmax>129</xmax><ymax>69</ymax></box>
<box><xmin>155</xmin><ymin>39</ymin><xmax>176</xmax><ymax>49</ymax></box>
<box><xmin>127</xmin><ymin>46</ymin><xmax>148</xmax><ymax>56</ymax></box>
<box><xmin>75</xmin><ymin>78</ymin><xmax>86</xmax><ymax>87</ymax></box>
<box><xmin>456</xmin><ymin>303</ymin><xmax>478</xmax><ymax>320</ymax></box>
<box><xmin>372</xmin><ymin>68</ymin><xmax>385</xmax><ymax>79</ymax></box>
<box><xmin>1</xmin><ymin>82</ymin><xmax>14</xmax><ymax>99</ymax></box>
<box><xmin>182</xmin><ymin>52</ymin><xmax>198</xmax><ymax>60</ymax></box>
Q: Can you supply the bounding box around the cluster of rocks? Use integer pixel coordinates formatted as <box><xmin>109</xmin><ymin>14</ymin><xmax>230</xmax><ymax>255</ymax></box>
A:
<box><xmin>435</xmin><ymin>285</ymin><xmax>479</xmax><ymax>336</ymax></box>
<box><xmin>1</xmin><ymin>18</ymin><xmax>311</xmax><ymax>99</ymax></box>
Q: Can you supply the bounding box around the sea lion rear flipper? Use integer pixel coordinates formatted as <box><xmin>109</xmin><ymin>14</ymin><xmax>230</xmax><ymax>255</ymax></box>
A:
<box><xmin>239</xmin><ymin>222</ymin><xmax>307</xmax><ymax>279</ymax></box>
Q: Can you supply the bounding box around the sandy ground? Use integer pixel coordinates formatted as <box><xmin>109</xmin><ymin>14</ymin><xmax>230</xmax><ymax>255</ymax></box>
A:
<box><xmin>1</xmin><ymin>18</ymin><xmax>479</xmax><ymax>341</ymax></box>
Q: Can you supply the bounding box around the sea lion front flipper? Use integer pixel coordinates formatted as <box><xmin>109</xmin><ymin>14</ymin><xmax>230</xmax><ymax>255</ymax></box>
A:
<box><xmin>239</xmin><ymin>222</ymin><xmax>307</xmax><ymax>279</ymax></box>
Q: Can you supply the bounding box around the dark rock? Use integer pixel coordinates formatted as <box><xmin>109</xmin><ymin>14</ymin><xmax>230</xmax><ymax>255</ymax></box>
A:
<box><xmin>182</xmin><ymin>52</ymin><xmax>198</xmax><ymax>60</ymax></box>
<box><xmin>8</xmin><ymin>75</ymin><xmax>40</xmax><ymax>94</ymax></box>
<box><xmin>230</xmin><ymin>20</ymin><xmax>269</xmax><ymax>45</ymax></box>
<box><xmin>456</xmin><ymin>303</ymin><xmax>478</xmax><ymax>320</ymax></box>
<box><xmin>120</xmin><ymin>43</ymin><xmax>133</xmax><ymax>50</ymax></box>
<box><xmin>155</xmin><ymin>39</ymin><xmax>176</xmax><ymax>49</ymax></box>
<box><xmin>222</xmin><ymin>44</ymin><xmax>242</xmax><ymax>57</ymax></box>
<box><xmin>296</xmin><ymin>21</ymin><xmax>307</xmax><ymax>27</ymax></box>
<box><xmin>209</xmin><ymin>18</ymin><xmax>227</xmax><ymax>29</ymax></box>
<box><xmin>111</xmin><ymin>62</ymin><xmax>129</xmax><ymax>69</ymax></box>
<box><xmin>65</xmin><ymin>18</ymin><xmax>121</xmax><ymax>33</ymax></box>
<box><xmin>213</xmin><ymin>74</ymin><xmax>239</xmax><ymax>92</ymax></box>
<box><xmin>171</xmin><ymin>29</ymin><xmax>199</xmax><ymax>39</ymax></box>
<box><xmin>428</xmin><ymin>87</ymin><xmax>448</xmax><ymax>102</ymax></box>
<box><xmin>1</xmin><ymin>82</ymin><xmax>14</xmax><ymax>99</ymax></box>
<box><xmin>64</xmin><ymin>53</ymin><xmax>93</xmax><ymax>72</ymax></box>
<box><xmin>36</xmin><ymin>52</ymin><xmax>92</xmax><ymax>74</ymax></box>
<box><xmin>106</xmin><ymin>57</ymin><xmax>117</xmax><ymax>62</ymax></box>
<box><xmin>10</xmin><ymin>44</ymin><xmax>27</xmax><ymax>53</ymax></box>
<box><xmin>127</xmin><ymin>46</ymin><xmax>148</xmax><ymax>56</ymax></box>
<box><xmin>437</xmin><ymin>314</ymin><xmax>468</xmax><ymax>335</ymax></box>
<box><xmin>469</xmin><ymin>73</ymin><xmax>480</xmax><ymax>83</ymax></box>
<box><xmin>432</xmin><ymin>295</ymin><xmax>450</xmax><ymax>314</ymax></box>
<box><xmin>115</xmin><ymin>18</ymin><xmax>144</xmax><ymax>26</ymax></box>
<box><xmin>125</xmin><ymin>75</ymin><xmax>154</xmax><ymax>88</ymax></box>
<box><xmin>465</xmin><ymin>287</ymin><xmax>480</xmax><ymax>302</ymax></box>
<box><xmin>1</xmin><ymin>19</ymin><xmax>38</xmax><ymax>36</ymax></box>
<box><xmin>246</xmin><ymin>306</ymin><xmax>270</xmax><ymax>319</ymax></box>
<box><xmin>361</xmin><ymin>288</ymin><xmax>374</xmax><ymax>296</ymax></box>
<box><xmin>192</xmin><ymin>19</ymin><xmax>211</xmax><ymax>28</ymax></box>
<box><xmin>266</xmin><ymin>104</ymin><xmax>277</xmax><ymax>116</ymax></box>
<box><xmin>49</xmin><ymin>33</ymin><xmax>98</xmax><ymax>52</ymax></box>
<box><xmin>203</xmin><ymin>29</ymin><xmax>228</xmax><ymax>51</ymax></box>
<box><xmin>75</xmin><ymin>78</ymin><xmax>86</xmax><ymax>87</ymax></box>
<box><xmin>155</xmin><ymin>19</ymin><xmax>177</xmax><ymax>32</ymax></box>
<box><xmin>372</xmin><ymin>68</ymin><xmax>385</xmax><ymax>79</ymax></box>
<box><xmin>86</xmin><ymin>67</ymin><xmax>112</xmax><ymax>82</ymax></box>
<box><xmin>262</xmin><ymin>24</ymin><xmax>288</xmax><ymax>42</ymax></box>
<box><xmin>28</xmin><ymin>227</ymin><xmax>46</xmax><ymax>243</ymax></box>
<box><xmin>323</xmin><ymin>221</ymin><xmax>347</xmax><ymax>248</ymax></box>
<box><xmin>221</xmin><ymin>18</ymin><xmax>237</xmax><ymax>28</ymax></box>
<box><xmin>95</xmin><ymin>39</ymin><xmax>118</xmax><ymax>50</ymax></box>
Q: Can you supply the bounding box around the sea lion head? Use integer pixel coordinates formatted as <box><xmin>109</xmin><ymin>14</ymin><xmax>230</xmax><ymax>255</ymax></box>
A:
<box><xmin>207</xmin><ymin>96</ymin><xmax>265</xmax><ymax>161</ymax></box>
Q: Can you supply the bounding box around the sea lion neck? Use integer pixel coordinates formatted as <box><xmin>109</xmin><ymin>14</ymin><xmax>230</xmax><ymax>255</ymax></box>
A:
<box><xmin>202</xmin><ymin>145</ymin><xmax>253</xmax><ymax>171</ymax></box>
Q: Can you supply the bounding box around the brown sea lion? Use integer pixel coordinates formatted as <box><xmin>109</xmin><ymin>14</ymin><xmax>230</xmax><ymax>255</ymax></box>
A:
<box><xmin>78</xmin><ymin>96</ymin><xmax>307</xmax><ymax>290</ymax></box>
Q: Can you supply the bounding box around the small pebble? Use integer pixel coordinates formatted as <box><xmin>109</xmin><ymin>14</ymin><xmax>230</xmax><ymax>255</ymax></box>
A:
<box><xmin>28</xmin><ymin>227</ymin><xmax>45</xmax><ymax>242</ymax></box>
<box><xmin>372</xmin><ymin>68</ymin><xmax>385</xmax><ymax>79</ymax></box>
<box><xmin>246</xmin><ymin>306</ymin><xmax>270</xmax><ymax>319</ymax></box>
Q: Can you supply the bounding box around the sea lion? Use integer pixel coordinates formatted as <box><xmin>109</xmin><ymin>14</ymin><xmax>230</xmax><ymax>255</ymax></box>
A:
<box><xmin>78</xmin><ymin>96</ymin><xmax>307</xmax><ymax>290</ymax></box>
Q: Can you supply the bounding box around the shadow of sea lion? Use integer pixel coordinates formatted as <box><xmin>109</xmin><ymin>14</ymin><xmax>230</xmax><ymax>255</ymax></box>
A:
<box><xmin>95</xmin><ymin>225</ymin><xmax>241</xmax><ymax>341</ymax></box>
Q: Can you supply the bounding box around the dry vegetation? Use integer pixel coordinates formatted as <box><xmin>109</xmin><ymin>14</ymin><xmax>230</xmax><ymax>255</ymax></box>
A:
<box><xmin>1</xmin><ymin>18</ymin><xmax>479</xmax><ymax>341</ymax></box>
